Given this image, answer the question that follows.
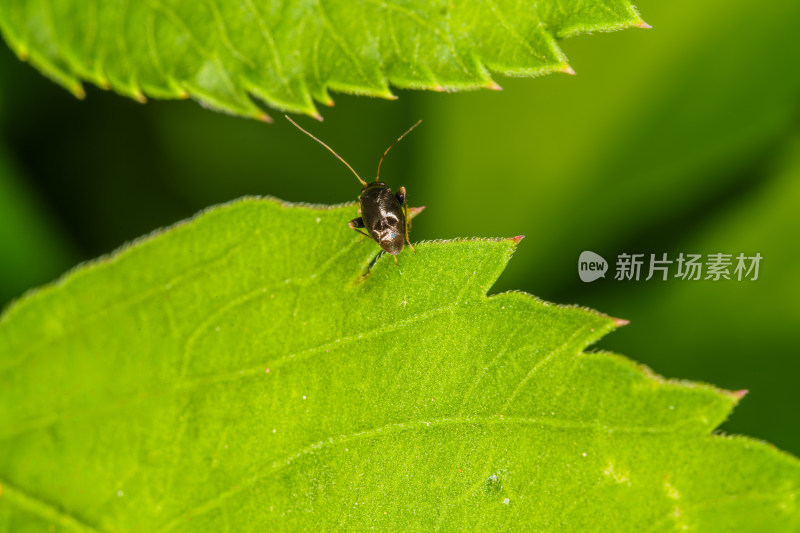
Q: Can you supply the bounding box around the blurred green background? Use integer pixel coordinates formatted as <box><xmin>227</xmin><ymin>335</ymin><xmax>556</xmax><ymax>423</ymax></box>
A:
<box><xmin>1</xmin><ymin>0</ymin><xmax>798</xmax><ymax>455</ymax></box>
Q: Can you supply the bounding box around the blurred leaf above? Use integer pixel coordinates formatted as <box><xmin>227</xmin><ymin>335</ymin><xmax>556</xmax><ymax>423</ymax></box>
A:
<box><xmin>0</xmin><ymin>0</ymin><xmax>798</xmax><ymax>471</ymax></box>
<box><xmin>0</xmin><ymin>0</ymin><xmax>646</xmax><ymax>119</ymax></box>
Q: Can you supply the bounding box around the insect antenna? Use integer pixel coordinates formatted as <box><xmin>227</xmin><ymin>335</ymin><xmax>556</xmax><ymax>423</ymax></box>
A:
<box><xmin>285</xmin><ymin>115</ymin><xmax>367</xmax><ymax>186</ymax></box>
<box><xmin>376</xmin><ymin>119</ymin><xmax>422</xmax><ymax>182</ymax></box>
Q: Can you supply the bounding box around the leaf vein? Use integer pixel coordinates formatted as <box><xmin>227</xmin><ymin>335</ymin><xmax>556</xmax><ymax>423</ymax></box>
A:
<box><xmin>240</xmin><ymin>0</ymin><xmax>290</xmax><ymax>85</ymax></box>
<box><xmin>315</xmin><ymin>0</ymin><xmax>371</xmax><ymax>85</ymax></box>
<box><xmin>204</xmin><ymin>0</ymin><xmax>255</xmax><ymax>68</ymax></box>
<box><xmin>0</xmin><ymin>239</ymin><xmax>248</xmax><ymax>375</ymax></box>
<box><xmin>0</xmin><ymin>479</ymin><xmax>103</xmax><ymax>533</ymax></box>
<box><xmin>157</xmin><ymin>415</ymin><xmax>701</xmax><ymax>531</ymax></box>
<box><xmin>501</xmin><ymin>325</ymin><xmax>590</xmax><ymax>410</ymax></box>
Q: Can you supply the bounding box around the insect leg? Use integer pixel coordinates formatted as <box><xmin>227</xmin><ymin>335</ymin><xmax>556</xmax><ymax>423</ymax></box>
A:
<box><xmin>397</xmin><ymin>187</ymin><xmax>416</xmax><ymax>254</ymax></box>
<box><xmin>348</xmin><ymin>217</ymin><xmax>370</xmax><ymax>240</ymax></box>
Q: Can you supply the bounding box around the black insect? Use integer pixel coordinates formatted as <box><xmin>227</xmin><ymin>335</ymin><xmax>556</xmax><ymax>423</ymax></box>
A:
<box><xmin>286</xmin><ymin>115</ymin><xmax>421</xmax><ymax>264</ymax></box>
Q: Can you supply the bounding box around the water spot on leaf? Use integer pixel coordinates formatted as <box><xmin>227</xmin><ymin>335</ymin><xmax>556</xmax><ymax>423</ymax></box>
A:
<box><xmin>485</xmin><ymin>470</ymin><xmax>505</xmax><ymax>494</ymax></box>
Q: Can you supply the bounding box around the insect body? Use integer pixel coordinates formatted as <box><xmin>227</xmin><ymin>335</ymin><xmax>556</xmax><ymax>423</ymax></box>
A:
<box><xmin>352</xmin><ymin>182</ymin><xmax>408</xmax><ymax>255</ymax></box>
<box><xmin>285</xmin><ymin>116</ymin><xmax>421</xmax><ymax>264</ymax></box>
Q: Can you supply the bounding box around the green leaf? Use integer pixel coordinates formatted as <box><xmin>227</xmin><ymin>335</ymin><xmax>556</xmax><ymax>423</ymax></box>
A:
<box><xmin>1</xmin><ymin>198</ymin><xmax>798</xmax><ymax>531</ymax></box>
<box><xmin>0</xmin><ymin>0</ymin><xmax>647</xmax><ymax>120</ymax></box>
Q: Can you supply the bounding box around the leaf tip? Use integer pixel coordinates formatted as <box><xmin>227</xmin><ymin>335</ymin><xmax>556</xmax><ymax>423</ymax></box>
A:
<box><xmin>510</xmin><ymin>235</ymin><xmax>525</xmax><ymax>244</ymax></box>
<box><xmin>73</xmin><ymin>84</ymin><xmax>87</xmax><ymax>100</ymax></box>
<box><xmin>321</xmin><ymin>96</ymin><xmax>335</xmax><ymax>107</ymax></box>
<box><xmin>729</xmin><ymin>389</ymin><xmax>749</xmax><ymax>400</ymax></box>
<box><xmin>133</xmin><ymin>90</ymin><xmax>147</xmax><ymax>104</ymax></box>
<box><xmin>257</xmin><ymin>113</ymin><xmax>274</xmax><ymax>124</ymax></box>
<box><xmin>312</xmin><ymin>112</ymin><xmax>324</xmax><ymax>122</ymax></box>
<box><xmin>485</xmin><ymin>81</ymin><xmax>504</xmax><ymax>91</ymax></box>
<box><xmin>635</xmin><ymin>19</ymin><xmax>653</xmax><ymax>29</ymax></box>
<box><xmin>612</xmin><ymin>317</ymin><xmax>630</xmax><ymax>327</ymax></box>
<box><xmin>560</xmin><ymin>64</ymin><xmax>577</xmax><ymax>76</ymax></box>
<box><xmin>408</xmin><ymin>206</ymin><xmax>426</xmax><ymax>219</ymax></box>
